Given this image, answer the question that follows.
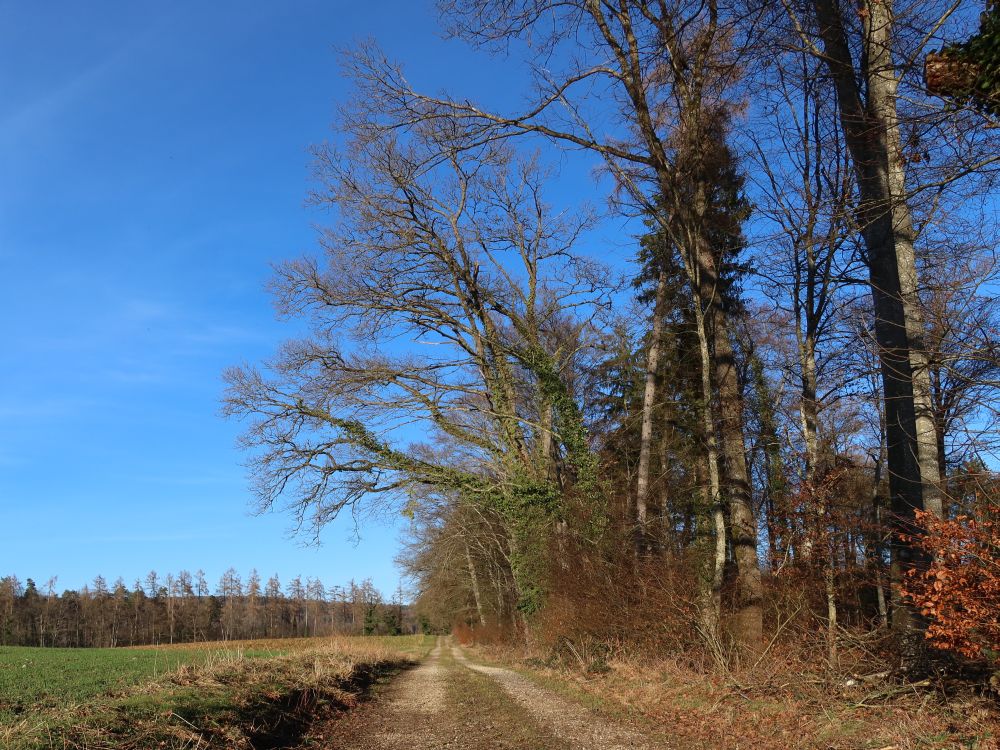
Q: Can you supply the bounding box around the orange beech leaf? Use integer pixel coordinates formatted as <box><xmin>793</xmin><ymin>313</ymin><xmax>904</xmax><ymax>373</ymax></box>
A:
<box><xmin>901</xmin><ymin>504</ymin><xmax>1000</xmax><ymax>660</ymax></box>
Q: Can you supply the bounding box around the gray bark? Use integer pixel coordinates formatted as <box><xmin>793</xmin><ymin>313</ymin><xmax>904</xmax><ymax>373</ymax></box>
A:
<box><xmin>825</xmin><ymin>538</ymin><xmax>838</xmax><ymax>667</ymax></box>
<box><xmin>635</xmin><ymin>268</ymin><xmax>669</xmax><ymax>551</ymax></box>
<box><xmin>711</xmin><ymin>300</ymin><xmax>764</xmax><ymax>642</ymax></box>
<box><xmin>465</xmin><ymin>542</ymin><xmax>487</xmax><ymax>627</ymax></box>
<box><xmin>692</xmin><ymin>294</ymin><xmax>727</xmax><ymax>637</ymax></box>
<box><xmin>811</xmin><ymin>0</ymin><xmax>944</xmax><ymax>637</ymax></box>
<box><xmin>797</xmin><ymin>314</ymin><xmax>820</xmax><ymax>482</ymax></box>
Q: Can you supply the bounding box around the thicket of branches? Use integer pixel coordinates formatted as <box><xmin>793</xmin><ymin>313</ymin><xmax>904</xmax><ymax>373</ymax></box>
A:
<box><xmin>225</xmin><ymin>0</ymin><xmax>1000</xmax><ymax>671</ymax></box>
<box><xmin>0</xmin><ymin>572</ymin><xmax>414</xmax><ymax>648</ymax></box>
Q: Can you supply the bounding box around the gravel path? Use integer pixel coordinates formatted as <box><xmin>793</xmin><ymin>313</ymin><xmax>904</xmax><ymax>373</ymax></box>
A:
<box><xmin>315</xmin><ymin>637</ymin><xmax>661</xmax><ymax>749</ymax></box>
<box><xmin>318</xmin><ymin>638</ymin><xmax>462</xmax><ymax>749</ymax></box>
<box><xmin>451</xmin><ymin>645</ymin><xmax>651</xmax><ymax>750</ymax></box>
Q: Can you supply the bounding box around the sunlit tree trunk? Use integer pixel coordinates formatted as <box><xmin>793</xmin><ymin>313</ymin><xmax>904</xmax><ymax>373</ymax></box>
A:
<box><xmin>635</xmin><ymin>268</ymin><xmax>669</xmax><ymax>553</ymax></box>
<box><xmin>692</xmin><ymin>294</ymin><xmax>726</xmax><ymax>637</ymax></box>
<box><xmin>812</xmin><ymin>0</ymin><xmax>944</xmax><ymax>640</ymax></box>
<box><xmin>465</xmin><ymin>542</ymin><xmax>487</xmax><ymax>627</ymax></box>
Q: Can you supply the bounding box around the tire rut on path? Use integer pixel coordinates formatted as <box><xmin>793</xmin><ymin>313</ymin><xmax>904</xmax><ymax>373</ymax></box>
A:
<box><xmin>451</xmin><ymin>643</ymin><xmax>652</xmax><ymax>750</ymax></box>
<box><xmin>319</xmin><ymin>638</ymin><xmax>460</xmax><ymax>749</ymax></box>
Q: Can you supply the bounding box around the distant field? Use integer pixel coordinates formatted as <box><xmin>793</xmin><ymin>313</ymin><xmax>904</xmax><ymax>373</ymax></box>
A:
<box><xmin>0</xmin><ymin>644</ymin><xmax>265</xmax><ymax>716</ymax></box>
<box><xmin>0</xmin><ymin>635</ymin><xmax>431</xmax><ymax>749</ymax></box>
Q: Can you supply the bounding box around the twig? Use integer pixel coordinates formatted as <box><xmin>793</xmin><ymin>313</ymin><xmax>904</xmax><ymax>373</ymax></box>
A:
<box><xmin>749</xmin><ymin>604</ymin><xmax>804</xmax><ymax>674</ymax></box>
<box><xmin>169</xmin><ymin>711</ymin><xmax>203</xmax><ymax>734</ymax></box>
<box><xmin>853</xmin><ymin>679</ymin><xmax>932</xmax><ymax>708</ymax></box>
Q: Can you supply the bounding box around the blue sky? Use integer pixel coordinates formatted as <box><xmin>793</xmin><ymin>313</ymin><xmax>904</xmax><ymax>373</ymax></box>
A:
<box><xmin>3</xmin><ymin>2</ymin><xmax>994</xmax><ymax>600</ymax></box>
<box><xmin>0</xmin><ymin>1</ymin><xmax>605</xmax><ymax>597</ymax></box>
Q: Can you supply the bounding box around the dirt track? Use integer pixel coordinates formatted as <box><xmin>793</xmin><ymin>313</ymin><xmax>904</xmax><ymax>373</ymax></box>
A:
<box><xmin>314</xmin><ymin>637</ymin><xmax>661</xmax><ymax>749</ymax></box>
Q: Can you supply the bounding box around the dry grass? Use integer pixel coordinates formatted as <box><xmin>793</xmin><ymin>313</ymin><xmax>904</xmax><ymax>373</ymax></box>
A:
<box><xmin>139</xmin><ymin>634</ymin><xmax>408</xmax><ymax>654</ymax></box>
<box><xmin>468</xmin><ymin>639</ymin><xmax>1000</xmax><ymax>749</ymax></box>
<box><xmin>2</xmin><ymin>635</ymin><xmax>432</xmax><ymax>750</ymax></box>
<box><xmin>487</xmin><ymin>536</ymin><xmax>1000</xmax><ymax>747</ymax></box>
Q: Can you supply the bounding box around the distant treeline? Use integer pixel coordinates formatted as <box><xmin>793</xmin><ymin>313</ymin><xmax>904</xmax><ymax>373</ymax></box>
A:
<box><xmin>0</xmin><ymin>570</ymin><xmax>418</xmax><ymax>648</ymax></box>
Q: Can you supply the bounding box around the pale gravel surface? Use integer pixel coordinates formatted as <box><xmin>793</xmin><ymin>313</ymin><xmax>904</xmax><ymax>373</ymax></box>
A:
<box><xmin>382</xmin><ymin>640</ymin><xmax>446</xmax><ymax>717</ymax></box>
<box><xmin>317</xmin><ymin>636</ymin><xmax>663</xmax><ymax>749</ymax></box>
<box><xmin>451</xmin><ymin>644</ymin><xmax>652</xmax><ymax>750</ymax></box>
<box><xmin>324</xmin><ymin>638</ymin><xmax>464</xmax><ymax>749</ymax></box>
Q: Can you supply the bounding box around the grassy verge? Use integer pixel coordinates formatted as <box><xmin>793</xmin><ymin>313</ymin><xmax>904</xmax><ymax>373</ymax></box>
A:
<box><xmin>2</xmin><ymin>635</ymin><xmax>432</xmax><ymax>749</ymax></box>
<box><xmin>463</xmin><ymin>641</ymin><xmax>999</xmax><ymax>749</ymax></box>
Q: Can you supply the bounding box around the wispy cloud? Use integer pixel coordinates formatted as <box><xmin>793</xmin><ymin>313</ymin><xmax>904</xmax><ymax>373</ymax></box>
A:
<box><xmin>101</xmin><ymin>368</ymin><xmax>174</xmax><ymax>386</ymax></box>
<box><xmin>78</xmin><ymin>531</ymin><xmax>236</xmax><ymax>544</ymax></box>
<box><xmin>112</xmin><ymin>472</ymin><xmax>236</xmax><ymax>488</ymax></box>
<box><xmin>0</xmin><ymin>396</ymin><xmax>96</xmax><ymax>420</ymax></box>
<box><xmin>1</xmin><ymin>50</ymin><xmax>128</xmax><ymax>143</ymax></box>
<box><xmin>0</xmin><ymin>20</ymin><xmax>167</xmax><ymax>146</ymax></box>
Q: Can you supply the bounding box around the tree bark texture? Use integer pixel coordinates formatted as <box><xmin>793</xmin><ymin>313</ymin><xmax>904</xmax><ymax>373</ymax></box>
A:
<box><xmin>635</xmin><ymin>268</ymin><xmax>669</xmax><ymax>552</ymax></box>
<box><xmin>812</xmin><ymin>0</ymin><xmax>944</xmax><ymax>637</ymax></box>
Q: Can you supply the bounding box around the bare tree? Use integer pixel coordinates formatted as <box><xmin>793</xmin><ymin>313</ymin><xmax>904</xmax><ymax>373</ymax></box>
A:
<box><xmin>224</xmin><ymin>107</ymin><xmax>610</xmax><ymax>615</ymax></box>
<box><xmin>778</xmin><ymin>0</ymin><xmax>1000</xmax><ymax>638</ymax></box>
<box><xmin>346</xmin><ymin>0</ymin><xmax>766</xmax><ymax>642</ymax></box>
<box><xmin>398</xmin><ymin>488</ymin><xmax>517</xmax><ymax>630</ymax></box>
<box><xmin>750</xmin><ymin>47</ymin><xmax>859</xmax><ymax>491</ymax></box>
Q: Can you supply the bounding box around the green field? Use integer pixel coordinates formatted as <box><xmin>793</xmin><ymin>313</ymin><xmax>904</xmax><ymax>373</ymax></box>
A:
<box><xmin>0</xmin><ymin>645</ymin><xmax>269</xmax><ymax>719</ymax></box>
<box><xmin>0</xmin><ymin>635</ymin><xmax>431</xmax><ymax>749</ymax></box>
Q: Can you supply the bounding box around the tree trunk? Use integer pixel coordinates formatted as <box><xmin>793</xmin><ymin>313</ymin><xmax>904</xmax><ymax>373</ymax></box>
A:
<box><xmin>796</xmin><ymin>323</ymin><xmax>820</xmax><ymax>563</ymax></box>
<box><xmin>875</xmin><ymin>559</ymin><xmax>890</xmax><ymax>630</ymax></box>
<box><xmin>635</xmin><ymin>268</ymin><xmax>669</xmax><ymax>553</ymax></box>
<box><xmin>670</xmin><ymin>144</ymin><xmax>763</xmax><ymax>645</ymax></box>
<box><xmin>870</xmin><ymin>427</ymin><xmax>891</xmax><ymax>630</ymax></box>
<box><xmin>826</xmin><ymin>537</ymin><xmax>839</xmax><ymax>668</ymax></box>
<box><xmin>812</xmin><ymin>0</ymin><xmax>944</xmax><ymax>641</ymax></box>
<box><xmin>872</xmin><ymin>1</ymin><xmax>944</xmax><ymax>526</ymax></box>
<box><xmin>799</xmin><ymin>332</ymin><xmax>820</xmax><ymax>482</ymax></box>
<box><xmin>692</xmin><ymin>294</ymin><xmax>727</xmax><ymax>639</ymax></box>
<box><xmin>659</xmin><ymin>430</ymin><xmax>673</xmax><ymax>551</ymax></box>
<box><xmin>711</xmin><ymin>300</ymin><xmax>764</xmax><ymax>643</ymax></box>
<box><xmin>464</xmin><ymin>544</ymin><xmax>486</xmax><ymax>626</ymax></box>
